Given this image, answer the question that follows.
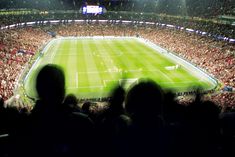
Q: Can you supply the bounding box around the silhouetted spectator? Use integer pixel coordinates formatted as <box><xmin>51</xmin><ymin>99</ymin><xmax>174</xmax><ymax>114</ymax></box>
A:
<box><xmin>162</xmin><ymin>91</ymin><xmax>188</xmax><ymax>157</ymax></box>
<box><xmin>220</xmin><ymin>111</ymin><xmax>235</xmax><ymax>157</ymax></box>
<box><xmin>185</xmin><ymin>98</ymin><xmax>221</xmax><ymax>157</ymax></box>
<box><xmin>63</xmin><ymin>93</ymin><xmax>80</xmax><ymax>113</ymax></box>
<box><xmin>99</xmin><ymin>85</ymin><xmax>131</xmax><ymax>157</ymax></box>
<box><xmin>0</xmin><ymin>97</ymin><xmax>7</xmax><ymax>134</ymax></box>
<box><xmin>24</xmin><ymin>64</ymin><xmax>95</xmax><ymax>157</ymax></box>
<box><xmin>125</xmin><ymin>79</ymin><xmax>165</xmax><ymax>157</ymax></box>
<box><xmin>81</xmin><ymin>101</ymin><xmax>92</xmax><ymax>115</ymax></box>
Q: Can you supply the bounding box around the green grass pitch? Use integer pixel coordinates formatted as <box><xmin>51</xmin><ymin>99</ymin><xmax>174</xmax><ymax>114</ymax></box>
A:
<box><xmin>24</xmin><ymin>37</ymin><xmax>216</xmax><ymax>99</ymax></box>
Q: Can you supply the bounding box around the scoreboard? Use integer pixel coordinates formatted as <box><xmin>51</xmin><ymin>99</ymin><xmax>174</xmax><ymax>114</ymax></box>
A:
<box><xmin>82</xmin><ymin>5</ymin><xmax>103</xmax><ymax>14</ymax></box>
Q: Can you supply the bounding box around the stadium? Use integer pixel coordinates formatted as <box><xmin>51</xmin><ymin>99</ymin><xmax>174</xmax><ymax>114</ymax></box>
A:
<box><xmin>0</xmin><ymin>0</ymin><xmax>234</xmax><ymax>156</ymax></box>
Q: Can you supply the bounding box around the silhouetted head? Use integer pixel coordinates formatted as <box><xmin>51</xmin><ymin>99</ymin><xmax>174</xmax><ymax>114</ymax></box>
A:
<box><xmin>63</xmin><ymin>94</ymin><xmax>79</xmax><ymax>112</ymax></box>
<box><xmin>163</xmin><ymin>91</ymin><xmax>177</xmax><ymax>111</ymax></box>
<box><xmin>36</xmin><ymin>64</ymin><xmax>65</xmax><ymax>105</ymax></box>
<box><xmin>109</xmin><ymin>85</ymin><xmax>125</xmax><ymax>114</ymax></box>
<box><xmin>0</xmin><ymin>97</ymin><xmax>4</xmax><ymax>110</ymax></box>
<box><xmin>198</xmin><ymin>100</ymin><xmax>220</xmax><ymax>128</ymax></box>
<box><xmin>164</xmin><ymin>90</ymin><xmax>175</xmax><ymax>103</ymax></box>
<box><xmin>125</xmin><ymin>79</ymin><xmax>164</xmax><ymax>117</ymax></box>
<box><xmin>82</xmin><ymin>101</ymin><xmax>92</xmax><ymax>115</ymax></box>
<box><xmin>187</xmin><ymin>99</ymin><xmax>220</xmax><ymax>130</ymax></box>
<box><xmin>64</xmin><ymin>94</ymin><xmax>78</xmax><ymax>106</ymax></box>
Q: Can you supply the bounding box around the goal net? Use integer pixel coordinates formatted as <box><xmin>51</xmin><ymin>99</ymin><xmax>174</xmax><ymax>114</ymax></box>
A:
<box><xmin>103</xmin><ymin>78</ymin><xmax>139</xmax><ymax>89</ymax></box>
<box><xmin>165</xmin><ymin>64</ymin><xmax>181</xmax><ymax>71</ymax></box>
<box><xmin>119</xmin><ymin>78</ymin><xmax>139</xmax><ymax>89</ymax></box>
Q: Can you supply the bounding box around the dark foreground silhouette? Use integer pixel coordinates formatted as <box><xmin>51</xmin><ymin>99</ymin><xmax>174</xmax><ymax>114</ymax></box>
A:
<box><xmin>0</xmin><ymin>64</ymin><xmax>234</xmax><ymax>157</ymax></box>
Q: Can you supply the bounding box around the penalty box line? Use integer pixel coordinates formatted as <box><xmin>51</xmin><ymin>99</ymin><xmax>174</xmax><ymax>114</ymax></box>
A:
<box><xmin>67</xmin><ymin>85</ymin><xmax>104</xmax><ymax>89</ymax></box>
<box><xmin>68</xmin><ymin>68</ymin><xmax>201</xmax><ymax>89</ymax></box>
<box><xmin>67</xmin><ymin>80</ymin><xmax>201</xmax><ymax>89</ymax></box>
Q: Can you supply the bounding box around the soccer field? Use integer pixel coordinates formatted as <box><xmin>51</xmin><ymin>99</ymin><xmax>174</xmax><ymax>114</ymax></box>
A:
<box><xmin>24</xmin><ymin>37</ymin><xmax>217</xmax><ymax>99</ymax></box>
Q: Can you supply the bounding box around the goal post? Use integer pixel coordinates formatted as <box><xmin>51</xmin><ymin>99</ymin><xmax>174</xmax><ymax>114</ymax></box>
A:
<box><xmin>103</xmin><ymin>78</ymin><xmax>139</xmax><ymax>89</ymax></box>
<box><xmin>119</xmin><ymin>78</ymin><xmax>139</xmax><ymax>89</ymax></box>
<box><xmin>103</xmin><ymin>80</ymin><xmax>118</xmax><ymax>87</ymax></box>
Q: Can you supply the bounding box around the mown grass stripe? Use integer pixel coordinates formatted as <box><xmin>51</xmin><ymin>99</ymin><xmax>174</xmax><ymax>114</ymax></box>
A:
<box><xmin>133</xmin><ymin>40</ymin><xmax>201</xmax><ymax>88</ymax></box>
<box><xmin>24</xmin><ymin>37</ymin><xmax>215</xmax><ymax>99</ymax></box>
<box><xmin>77</xmin><ymin>40</ymin><xmax>90</xmax><ymax>91</ymax></box>
<box><xmin>128</xmin><ymin>40</ymin><xmax>175</xmax><ymax>82</ymax></box>
<box><xmin>82</xmin><ymin>40</ymin><xmax>103</xmax><ymax>90</ymax></box>
<box><xmin>98</xmin><ymin>40</ymin><xmax>120</xmax><ymax>80</ymax></box>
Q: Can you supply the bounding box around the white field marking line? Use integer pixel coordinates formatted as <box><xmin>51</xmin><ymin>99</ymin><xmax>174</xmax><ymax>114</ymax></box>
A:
<box><xmin>83</xmin><ymin>40</ymin><xmax>103</xmax><ymax>87</ymax></box>
<box><xmin>76</xmin><ymin>72</ymin><xmax>78</xmax><ymax>88</ymax></box>
<box><xmin>162</xmin><ymin>85</ymin><xmax>189</xmax><ymax>89</ymax></box>
<box><xmin>67</xmin><ymin>81</ymin><xmax>197</xmax><ymax>90</ymax></box>
<box><xmin>76</xmin><ymin>68</ymin><xmax>189</xmax><ymax>75</ymax></box>
<box><xmin>77</xmin><ymin>69</ymin><xmax>142</xmax><ymax>74</ymax></box>
<box><xmin>127</xmin><ymin>69</ymin><xmax>142</xmax><ymax>72</ymax></box>
<box><xmin>49</xmin><ymin>54</ymin><xmax>82</xmax><ymax>56</ymax></box>
<box><xmin>103</xmin><ymin>80</ymin><xmax>119</xmax><ymax>87</ymax></box>
<box><xmin>67</xmin><ymin>81</ymin><xmax>196</xmax><ymax>89</ymax></box>
<box><xmin>160</xmin><ymin>81</ymin><xmax>200</xmax><ymax>85</ymax></box>
<box><xmin>93</xmin><ymin>51</ymin><xmax>123</xmax><ymax>57</ymax></box>
<box><xmin>24</xmin><ymin>39</ymin><xmax>57</xmax><ymax>83</ymax></box>
<box><xmin>119</xmin><ymin>78</ymin><xmax>139</xmax><ymax>81</ymax></box>
<box><xmin>0</xmin><ymin>134</ymin><xmax>9</xmax><ymax>138</ymax></box>
<box><xmin>154</xmin><ymin>68</ymin><xmax>174</xmax><ymax>83</ymax></box>
<box><xmin>163</xmin><ymin>84</ymin><xmax>205</xmax><ymax>89</ymax></box>
<box><xmin>103</xmin><ymin>80</ymin><xmax>106</xmax><ymax>87</ymax></box>
<box><xmin>119</xmin><ymin>78</ymin><xmax>139</xmax><ymax>86</ymax></box>
<box><xmin>67</xmin><ymin>85</ymin><xmax>104</xmax><ymax>89</ymax></box>
<box><xmin>97</xmin><ymin>40</ymin><xmax>119</xmax><ymax>80</ymax></box>
<box><xmin>50</xmin><ymin>40</ymin><xmax>61</xmax><ymax>63</ymax></box>
<box><xmin>57</xmin><ymin>48</ymin><xmax>78</xmax><ymax>51</ymax></box>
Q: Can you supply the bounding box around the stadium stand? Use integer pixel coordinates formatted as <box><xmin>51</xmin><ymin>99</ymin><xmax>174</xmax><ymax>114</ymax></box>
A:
<box><xmin>0</xmin><ymin>28</ymin><xmax>50</xmax><ymax>102</ymax></box>
<box><xmin>0</xmin><ymin>22</ymin><xmax>233</xmax><ymax>108</ymax></box>
<box><xmin>0</xmin><ymin>0</ymin><xmax>234</xmax><ymax>156</ymax></box>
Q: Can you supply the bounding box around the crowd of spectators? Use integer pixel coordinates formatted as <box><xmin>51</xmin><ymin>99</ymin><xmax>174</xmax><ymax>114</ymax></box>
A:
<box><xmin>0</xmin><ymin>27</ymin><xmax>50</xmax><ymax>100</ymax></box>
<box><xmin>1</xmin><ymin>11</ymin><xmax>234</xmax><ymax>39</ymax></box>
<box><xmin>0</xmin><ymin>22</ymin><xmax>234</xmax><ymax>109</ymax></box>
<box><xmin>0</xmin><ymin>0</ymin><xmax>234</xmax><ymax>17</ymax></box>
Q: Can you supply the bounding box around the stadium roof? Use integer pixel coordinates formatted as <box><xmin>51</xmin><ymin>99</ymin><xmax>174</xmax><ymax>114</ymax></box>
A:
<box><xmin>0</xmin><ymin>0</ymin><xmax>234</xmax><ymax>17</ymax></box>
